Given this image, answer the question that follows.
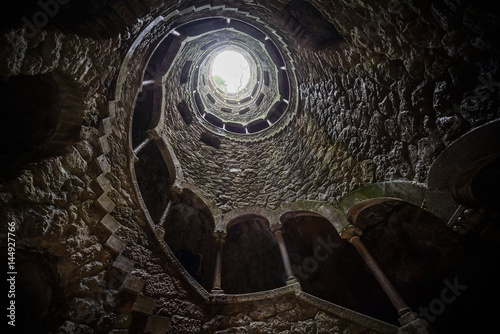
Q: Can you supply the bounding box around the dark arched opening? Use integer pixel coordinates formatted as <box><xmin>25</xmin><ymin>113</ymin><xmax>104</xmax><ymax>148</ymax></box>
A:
<box><xmin>281</xmin><ymin>214</ymin><xmax>374</xmax><ymax>313</ymax></box>
<box><xmin>163</xmin><ymin>192</ymin><xmax>216</xmax><ymax>291</ymax></box>
<box><xmin>134</xmin><ymin>142</ymin><xmax>171</xmax><ymax>223</ymax></box>
<box><xmin>221</xmin><ymin>217</ymin><xmax>284</xmax><ymax>293</ymax></box>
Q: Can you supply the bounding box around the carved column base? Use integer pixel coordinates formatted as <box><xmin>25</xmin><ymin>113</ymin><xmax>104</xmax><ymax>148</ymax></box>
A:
<box><xmin>211</xmin><ymin>289</ymin><xmax>224</xmax><ymax>295</ymax></box>
<box><xmin>398</xmin><ymin>314</ymin><xmax>434</xmax><ymax>334</ymax></box>
<box><xmin>285</xmin><ymin>277</ymin><xmax>299</xmax><ymax>286</ymax></box>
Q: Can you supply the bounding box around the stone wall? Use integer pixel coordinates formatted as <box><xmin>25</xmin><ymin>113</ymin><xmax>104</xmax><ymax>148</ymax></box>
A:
<box><xmin>158</xmin><ymin>0</ymin><xmax>500</xmax><ymax>213</ymax></box>
<box><xmin>302</xmin><ymin>0</ymin><xmax>500</xmax><ymax>182</ymax></box>
<box><xmin>1</xmin><ymin>0</ymin><xmax>499</xmax><ymax>333</ymax></box>
<box><xmin>0</xmin><ymin>1</ymin><xmax>383</xmax><ymax>333</ymax></box>
<box><xmin>162</xmin><ymin>107</ymin><xmax>374</xmax><ymax>212</ymax></box>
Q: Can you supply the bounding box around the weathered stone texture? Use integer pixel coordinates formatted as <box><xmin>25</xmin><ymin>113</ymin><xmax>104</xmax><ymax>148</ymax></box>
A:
<box><xmin>1</xmin><ymin>0</ymin><xmax>499</xmax><ymax>333</ymax></box>
<box><xmin>300</xmin><ymin>0</ymin><xmax>500</xmax><ymax>183</ymax></box>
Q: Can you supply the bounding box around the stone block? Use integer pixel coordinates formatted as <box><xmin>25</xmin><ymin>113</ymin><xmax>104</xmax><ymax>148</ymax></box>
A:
<box><xmin>99</xmin><ymin>116</ymin><xmax>113</xmax><ymax>135</ymax></box>
<box><xmin>107</xmin><ymin>100</ymin><xmax>118</xmax><ymax>118</ymax></box>
<box><xmin>144</xmin><ymin>315</ymin><xmax>170</xmax><ymax>334</ymax></box>
<box><xmin>96</xmin><ymin>192</ymin><xmax>116</xmax><ymax>212</ymax></box>
<box><xmin>290</xmin><ymin>320</ymin><xmax>316</xmax><ymax>333</ymax></box>
<box><xmin>112</xmin><ymin>253</ymin><xmax>136</xmax><ymax>273</ymax></box>
<box><xmin>315</xmin><ymin>311</ymin><xmax>341</xmax><ymax>334</ymax></box>
<box><xmin>124</xmin><ymin>274</ymin><xmax>146</xmax><ymax>294</ymax></box>
<box><xmin>108</xmin><ymin>330</ymin><xmax>128</xmax><ymax>334</ymax></box>
<box><xmin>62</xmin><ymin>147</ymin><xmax>88</xmax><ymax>174</ymax></box>
<box><xmin>100</xmin><ymin>213</ymin><xmax>120</xmax><ymax>233</ymax></box>
<box><xmin>105</xmin><ymin>234</ymin><xmax>127</xmax><ymax>254</ymax></box>
<box><xmin>143</xmin><ymin>273</ymin><xmax>179</xmax><ymax>298</ymax></box>
<box><xmin>96</xmin><ymin>174</ymin><xmax>114</xmax><ymax>192</ymax></box>
<box><xmin>398</xmin><ymin>318</ymin><xmax>434</xmax><ymax>334</ymax></box>
<box><xmin>179</xmin><ymin>6</ymin><xmax>195</xmax><ymax>16</ymax></box>
<box><xmin>96</xmin><ymin>154</ymin><xmax>112</xmax><ymax>173</ymax></box>
<box><xmin>132</xmin><ymin>295</ymin><xmax>157</xmax><ymax>314</ymax></box>
<box><xmin>99</xmin><ymin>135</ymin><xmax>111</xmax><ymax>154</ymax></box>
<box><xmin>249</xmin><ymin>300</ymin><xmax>276</xmax><ymax>320</ymax></box>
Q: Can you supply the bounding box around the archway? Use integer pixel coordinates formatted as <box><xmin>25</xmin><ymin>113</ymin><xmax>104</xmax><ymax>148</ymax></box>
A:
<box><xmin>221</xmin><ymin>215</ymin><xmax>284</xmax><ymax>293</ymax></box>
<box><xmin>162</xmin><ymin>191</ymin><xmax>217</xmax><ymax>291</ymax></box>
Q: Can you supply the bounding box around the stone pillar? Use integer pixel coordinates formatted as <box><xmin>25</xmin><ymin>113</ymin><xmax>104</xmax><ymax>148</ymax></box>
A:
<box><xmin>133</xmin><ymin>131</ymin><xmax>154</xmax><ymax>156</ymax></box>
<box><xmin>211</xmin><ymin>230</ymin><xmax>226</xmax><ymax>294</ymax></box>
<box><xmin>158</xmin><ymin>199</ymin><xmax>172</xmax><ymax>227</ymax></box>
<box><xmin>340</xmin><ymin>225</ymin><xmax>413</xmax><ymax>319</ymax></box>
<box><xmin>271</xmin><ymin>224</ymin><xmax>298</xmax><ymax>285</ymax></box>
<box><xmin>153</xmin><ymin>199</ymin><xmax>172</xmax><ymax>241</ymax></box>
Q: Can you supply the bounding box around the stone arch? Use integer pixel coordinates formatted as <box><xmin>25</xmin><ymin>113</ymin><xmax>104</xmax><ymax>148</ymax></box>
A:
<box><xmin>159</xmin><ymin>186</ymin><xmax>218</xmax><ymax>291</ymax></box>
<box><xmin>277</xmin><ymin>201</ymin><xmax>346</xmax><ymax>232</ymax></box>
<box><xmin>339</xmin><ymin>181</ymin><xmax>437</xmax><ymax>226</ymax></box>
<box><xmin>131</xmin><ymin>140</ymin><xmax>172</xmax><ymax>226</ymax></box>
<box><xmin>280</xmin><ymin>210</ymin><xmax>352</xmax><ymax>307</ymax></box>
<box><xmin>450</xmin><ymin>154</ymin><xmax>499</xmax><ymax>209</ymax></box>
<box><xmin>152</xmin><ymin>132</ymin><xmax>184</xmax><ymax>189</ymax></box>
<box><xmin>178</xmin><ymin>183</ymin><xmax>220</xmax><ymax>226</ymax></box>
<box><xmin>115</xmin><ymin>15</ymin><xmax>166</xmax><ymax>109</ymax></box>
<box><xmin>218</xmin><ymin>206</ymin><xmax>275</xmax><ymax>231</ymax></box>
<box><xmin>226</xmin><ymin>213</ymin><xmax>270</xmax><ymax>230</ymax></box>
<box><xmin>218</xmin><ymin>212</ymin><xmax>284</xmax><ymax>294</ymax></box>
<box><xmin>339</xmin><ymin>181</ymin><xmax>427</xmax><ymax>213</ymax></box>
<box><xmin>347</xmin><ymin>197</ymin><xmax>421</xmax><ymax>228</ymax></box>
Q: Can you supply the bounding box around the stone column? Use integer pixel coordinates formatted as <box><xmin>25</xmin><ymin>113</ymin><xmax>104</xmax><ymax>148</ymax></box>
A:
<box><xmin>153</xmin><ymin>199</ymin><xmax>172</xmax><ymax>241</ymax></box>
<box><xmin>340</xmin><ymin>225</ymin><xmax>412</xmax><ymax>318</ymax></box>
<box><xmin>133</xmin><ymin>131</ymin><xmax>154</xmax><ymax>156</ymax></box>
<box><xmin>271</xmin><ymin>224</ymin><xmax>298</xmax><ymax>285</ymax></box>
<box><xmin>158</xmin><ymin>199</ymin><xmax>172</xmax><ymax>227</ymax></box>
<box><xmin>211</xmin><ymin>230</ymin><xmax>226</xmax><ymax>294</ymax></box>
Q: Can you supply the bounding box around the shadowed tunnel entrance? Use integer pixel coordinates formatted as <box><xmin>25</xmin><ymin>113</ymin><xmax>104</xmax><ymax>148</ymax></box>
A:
<box><xmin>221</xmin><ymin>216</ymin><xmax>285</xmax><ymax>294</ymax></box>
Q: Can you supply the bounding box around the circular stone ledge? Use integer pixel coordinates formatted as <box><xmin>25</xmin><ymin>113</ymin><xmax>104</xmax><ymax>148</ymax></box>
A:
<box><xmin>169</xmin><ymin>17</ymin><xmax>297</xmax><ymax>139</ymax></box>
<box><xmin>126</xmin><ymin>14</ymin><xmax>298</xmax><ymax>142</ymax></box>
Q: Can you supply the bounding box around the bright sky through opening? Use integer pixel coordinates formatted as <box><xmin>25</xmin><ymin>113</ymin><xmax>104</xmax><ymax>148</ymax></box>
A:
<box><xmin>211</xmin><ymin>50</ymin><xmax>251</xmax><ymax>94</ymax></box>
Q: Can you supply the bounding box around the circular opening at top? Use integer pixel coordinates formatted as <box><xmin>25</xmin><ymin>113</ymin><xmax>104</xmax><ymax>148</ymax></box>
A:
<box><xmin>210</xmin><ymin>50</ymin><xmax>251</xmax><ymax>94</ymax></box>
